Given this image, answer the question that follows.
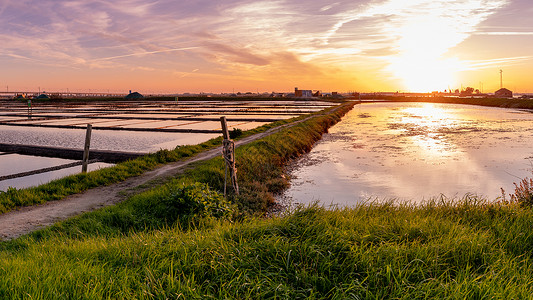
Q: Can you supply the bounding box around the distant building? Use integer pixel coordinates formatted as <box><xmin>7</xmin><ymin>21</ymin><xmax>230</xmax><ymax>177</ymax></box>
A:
<box><xmin>125</xmin><ymin>91</ymin><xmax>144</xmax><ymax>99</ymax></box>
<box><xmin>495</xmin><ymin>88</ymin><xmax>513</xmax><ymax>98</ymax></box>
<box><xmin>331</xmin><ymin>92</ymin><xmax>344</xmax><ymax>99</ymax></box>
<box><xmin>294</xmin><ymin>87</ymin><xmax>313</xmax><ymax>98</ymax></box>
<box><xmin>270</xmin><ymin>93</ymin><xmax>284</xmax><ymax>98</ymax></box>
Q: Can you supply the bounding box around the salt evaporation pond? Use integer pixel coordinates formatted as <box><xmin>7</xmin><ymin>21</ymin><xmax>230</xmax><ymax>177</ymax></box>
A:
<box><xmin>280</xmin><ymin>102</ymin><xmax>533</xmax><ymax>206</ymax></box>
<box><xmin>0</xmin><ymin>126</ymin><xmax>213</xmax><ymax>191</ymax></box>
<box><xmin>0</xmin><ymin>154</ymin><xmax>111</xmax><ymax>191</ymax></box>
<box><xmin>0</xmin><ymin>125</ymin><xmax>219</xmax><ymax>153</ymax></box>
<box><xmin>0</xmin><ymin>99</ymin><xmax>335</xmax><ymax>191</ymax></box>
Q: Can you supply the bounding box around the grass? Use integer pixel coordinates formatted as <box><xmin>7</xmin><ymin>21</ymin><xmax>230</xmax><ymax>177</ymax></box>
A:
<box><xmin>3</xmin><ymin>199</ymin><xmax>533</xmax><ymax>298</ymax></box>
<box><xmin>507</xmin><ymin>176</ymin><xmax>533</xmax><ymax>206</ymax></box>
<box><xmin>3</xmin><ymin>100</ymin><xmax>533</xmax><ymax>298</ymax></box>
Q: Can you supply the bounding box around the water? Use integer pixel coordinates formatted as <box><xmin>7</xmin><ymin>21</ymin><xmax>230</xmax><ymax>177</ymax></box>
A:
<box><xmin>0</xmin><ymin>126</ymin><xmax>219</xmax><ymax>153</ymax></box>
<box><xmin>280</xmin><ymin>102</ymin><xmax>533</xmax><ymax>206</ymax></box>
<box><xmin>0</xmin><ymin>154</ymin><xmax>111</xmax><ymax>191</ymax></box>
<box><xmin>0</xmin><ymin>99</ymin><xmax>336</xmax><ymax>153</ymax></box>
<box><xmin>0</xmin><ymin>99</ymin><xmax>336</xmax><ymax>191</ymax></box>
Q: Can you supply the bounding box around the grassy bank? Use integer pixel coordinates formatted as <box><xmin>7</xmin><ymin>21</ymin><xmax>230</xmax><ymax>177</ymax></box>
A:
<box><xmin>3</xmin><ymin>100</ymin><xmax>533</xmax><ymax>298</ymax></box>
<box><xmin>3</xmin><ymin>198</ymin><xmax>533</xmax><ymax>298</ymax></box>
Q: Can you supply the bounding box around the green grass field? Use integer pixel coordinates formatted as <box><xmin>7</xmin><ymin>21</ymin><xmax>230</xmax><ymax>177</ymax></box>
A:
<box><xmin>3</xmin><ymin>198</ymin><xmax>533</xmax><ymax>298</ymax></box>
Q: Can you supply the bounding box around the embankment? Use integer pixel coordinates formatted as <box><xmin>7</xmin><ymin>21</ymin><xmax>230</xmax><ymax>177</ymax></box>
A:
<box><xmin>368</xmin><ymin>95</ymin><xmax>533</xmax><ymax>109</ymax></box>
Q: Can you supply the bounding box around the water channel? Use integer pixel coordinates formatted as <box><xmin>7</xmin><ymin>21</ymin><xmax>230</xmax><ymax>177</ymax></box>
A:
<box><xmin>280</xmin><ymin>102</ymin><xmax>533</xmax><ymax>206</ymax></box>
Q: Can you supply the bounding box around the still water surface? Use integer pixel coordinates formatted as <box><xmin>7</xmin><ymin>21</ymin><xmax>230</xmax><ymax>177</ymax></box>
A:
<box><xmin>281</xmin><ymin>102</ymin><xmax>533</xmax><ymax>206</ymax></box>
<box><xmin>0</xmin><ymin>126</ymin><xmax>218</xmax><ymax>153</ymax></box>
<box><xmin>0</xmin><ymin>154</ymin><xmax>111</xmax><ymax>191</ymax></box>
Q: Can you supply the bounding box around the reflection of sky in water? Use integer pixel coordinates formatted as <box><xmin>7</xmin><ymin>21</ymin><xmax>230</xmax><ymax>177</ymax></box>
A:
<box><xmin>0</xmin><ymin>126</ymin><xmax>219</xmax><ymax>153</ymax></box>
<box><xmin>0</xmin><ymin>154</ymin><xmax>112</xmax><ymax>191</ymax></box>
<box><xmin>0</xmin><ymin>121</ymin><xmax>267</xmax><ymax>153</ymax></box>
<box><xmin>281</xmin><ymin>102</ymin><xmax>533</xmax><ymax>206</ymax></box>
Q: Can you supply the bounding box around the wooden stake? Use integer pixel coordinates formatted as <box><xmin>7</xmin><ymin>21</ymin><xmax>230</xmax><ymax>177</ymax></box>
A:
<box><xmin>82</xmin><ymin>124</ymin><xmax>92</xmax><ymax>173</ymax></box>
<box><xmin>220</xmin><ymin>117</ymin><xmax>239</xmax><ymax>196</ymax></box>
<box><xmin>220</xmin><ymin>116</ymin><xmax>230</xmax><ymax>140</ymax></box>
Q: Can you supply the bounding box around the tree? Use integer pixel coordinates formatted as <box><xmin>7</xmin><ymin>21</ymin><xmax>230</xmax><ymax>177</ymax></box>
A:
<box><xmin>464</xmin><ymin>87</ymin><xmax>474</xmax><ymax>94</ymax></box>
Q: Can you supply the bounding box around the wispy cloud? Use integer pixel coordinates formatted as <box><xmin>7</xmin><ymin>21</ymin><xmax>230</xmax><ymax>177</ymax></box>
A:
<box><xmin>0</xmin><ymin>0</ymin><xmax>526</xmax><ymax>92</ymax></box>
<box><xmin>90</xmin><ymin>47</ymin><xmax>199</xmax><ymax>62</ymax></box>
<box><xmin>178</xmin><ymin>69</ymin><xmax>199</xmax><ymax>78</ymax></box>
<box><xmin>317</xmin><ymin>0</ymin><xmax>510</xmax><ymax>90</ymax></box>
<box><xmin>475</xmin><ymin>32</ymin><xmax>533</xmax><ymax>36</ymax></box>
<box><xmin>465</xmin><ymin>56</ymin><xmax>533</xmax><ymax>70</ymax></box>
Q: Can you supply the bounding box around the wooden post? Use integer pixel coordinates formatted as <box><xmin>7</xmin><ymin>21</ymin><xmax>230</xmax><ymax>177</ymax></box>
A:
<box><xmin>27</xmin><ymin>100</ymin><xmax>31</xmax><ymax>118</ymax></box>
<box><xmin>82</xmin><ymin>124</ymin><xmax>92</xmax><ymax>173</ymax></box>
<box><xmin>220</xmin><ymin>117</ymin><xmax>239</xmax><ymax>196</ymax></box>
<box><xmin>220</xmin><ymin>116</ymin><xmax>230</xmax><ymax>140</ymax></box>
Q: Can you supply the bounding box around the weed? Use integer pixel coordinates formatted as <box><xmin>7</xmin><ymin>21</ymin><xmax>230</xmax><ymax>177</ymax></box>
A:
<box><xmin>509</xmin><ymin>176</ymin><xmax>533</xmax><ymax>206</ymax></box>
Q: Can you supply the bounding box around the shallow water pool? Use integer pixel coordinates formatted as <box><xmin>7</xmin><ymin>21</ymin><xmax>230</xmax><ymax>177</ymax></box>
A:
<box><xmin>280</xmin><ymin>102</ymin><xmax>533</xmax><ymax>206</ymax></box>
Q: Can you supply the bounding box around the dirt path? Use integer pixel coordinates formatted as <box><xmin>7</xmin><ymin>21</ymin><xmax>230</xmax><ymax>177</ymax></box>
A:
<box><xmin>0</xmin><ymin>119</ymin><xmax>309</xmax><ymax>240</ymax></box>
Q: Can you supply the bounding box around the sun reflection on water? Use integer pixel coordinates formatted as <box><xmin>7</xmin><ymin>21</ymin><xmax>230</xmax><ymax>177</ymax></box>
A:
<box><xmin>281</xmin><ymin>102</ymin><xmax>533</xmax><ymax>205</ymax></box>
<box><xmin>394</xmin><ymin>103</ymin><xmax>459</xmax><ymax>159</ymax></box>
<box><xmin>402</xmin><ymin>103</ymin><xmax>456</xmax><ymax>129</ymax></box>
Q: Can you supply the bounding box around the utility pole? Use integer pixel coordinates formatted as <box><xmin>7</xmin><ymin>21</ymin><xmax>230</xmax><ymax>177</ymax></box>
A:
<box><xmin>500</xmin><ymin>69</ymin><xmax>503</xmax><ymax>89</ymax></box>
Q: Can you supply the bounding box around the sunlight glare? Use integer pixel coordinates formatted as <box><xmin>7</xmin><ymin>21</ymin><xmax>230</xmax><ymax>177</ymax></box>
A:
<box><xmin>403</xmin><ymin>103</ymin><xmax>455</xmax><ymax>125</ymax></box>
<box><xmin>379</xmin><ymin>0</ymin><xmax>507</xmax><ymax>92</ymax></box>
<box><xmin>402</xmin><ymin>103</ymin><xmax>458</xmax><ymax>158</ymax></box>
<box><xmin>389</xmin><ymin>55</ymin><xmax>460</xmax><ymax>92</ymax></box>
<box><xmin>387</xmin><ymin>14</ymin><xmax>465</xmax><ymax>92</ymax></box>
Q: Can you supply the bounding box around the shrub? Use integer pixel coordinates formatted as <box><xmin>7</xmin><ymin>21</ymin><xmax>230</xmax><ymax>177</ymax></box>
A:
<box><xmin>130</xmin><ymin>182</ymin><xmax>235</xmax><ymax>227</ymax></box>
<box><xmin>229</xmin><ymin>128</ymin><xmax>243</xmax><ymax>139</ymax></box>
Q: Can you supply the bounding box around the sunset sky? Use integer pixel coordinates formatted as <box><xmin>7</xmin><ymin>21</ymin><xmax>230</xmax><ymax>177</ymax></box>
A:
<box><xmin>0</xmin><ymin>0</ymin><xmax>531</xmax><ymax>94</ymax></box>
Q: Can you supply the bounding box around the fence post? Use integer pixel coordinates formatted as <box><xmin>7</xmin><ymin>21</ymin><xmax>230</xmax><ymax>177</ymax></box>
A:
<box><xmin>220</xmin><ymin>117</ymin><xmax>239</xmax><ymax>196</ymax></box>
<box><xmin>27</xmin><ymin>99</ymin><xmax>32</xmax><ymax>119</ymax></box>
<box><xmin>82</xmin><ymin>124</ymin><xmax>92</xmax><ymax>173</ymax></box>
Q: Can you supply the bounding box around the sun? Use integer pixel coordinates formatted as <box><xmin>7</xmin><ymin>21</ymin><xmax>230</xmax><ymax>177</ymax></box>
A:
<box><xmin>383</xmin><ymin>7</ymin><xmax>468</xmax><ymax>93</ymax></box>
<box><xmin>389</xmin><ymin>55</ymin><xmax>460</xmax><ymax>92</ymax></box>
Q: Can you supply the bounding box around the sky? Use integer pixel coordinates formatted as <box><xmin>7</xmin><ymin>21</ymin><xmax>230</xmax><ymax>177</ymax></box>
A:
<box><xmin>0</xmin><ymin>0</ymin><xmax>532</xmax><ymax>94</ymax></box>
